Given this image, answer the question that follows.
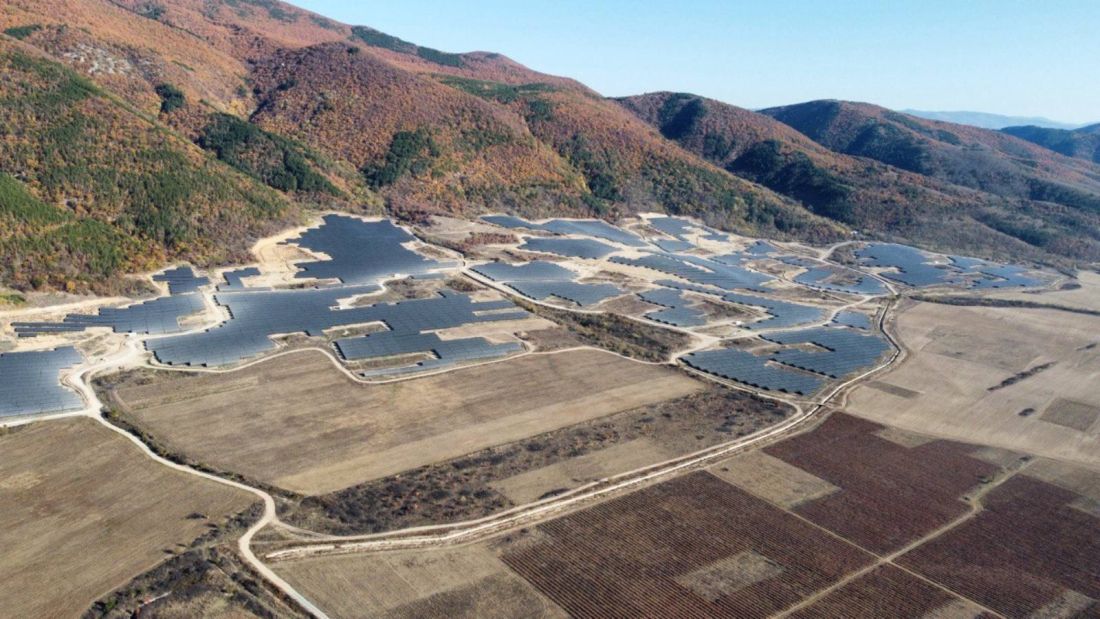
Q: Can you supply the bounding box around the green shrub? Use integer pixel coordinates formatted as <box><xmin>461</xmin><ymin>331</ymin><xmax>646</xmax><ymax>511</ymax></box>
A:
<box><xmin>3</xmin><ymin>24</ymin><xmax>42</xmax><ymax>40</ymax></box>
<box><xmin>154</xmin><ymin>83</ymin><xmax>185</xmax><ymax>113</ymax></box>
<box><xmin>362</xmin><ymin>129</ymin><xmax>438</xmax><ymax>188</ymax></box>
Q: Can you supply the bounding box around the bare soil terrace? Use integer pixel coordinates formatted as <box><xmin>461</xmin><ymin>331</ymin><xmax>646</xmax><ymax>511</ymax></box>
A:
<box><xmin>0</xmin><ymin>419</ymin><xmax>253</xmax><ymax>619</ymax></box>
<box><xmin>105</xmin><ymin>348</ymin><xmax>702</xmax><ymax>495</ymax></box>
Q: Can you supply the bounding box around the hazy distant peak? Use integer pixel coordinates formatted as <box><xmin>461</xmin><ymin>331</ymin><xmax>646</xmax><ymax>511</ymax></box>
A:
<box><xmin>902</xmin><ymin>109</ymin><xmax>1086</xmax><ymax>130</ymax></box>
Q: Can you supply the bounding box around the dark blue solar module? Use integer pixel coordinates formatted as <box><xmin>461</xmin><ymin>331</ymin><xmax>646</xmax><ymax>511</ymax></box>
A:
<box><xmin>794</xmin><ymin>266</ymin><xmax>887</xmax><ymax>295</ymax></box>
<box><xmin>721</xmin><ymin>293</ymin><xmax>828</xmax><ymax>330</ymax></box>
<box><xmin>970</xmin><ymin>264</ymin><xmax>1043</xmax><ymax>289</ymax></box>
<box><xmin>858</xmin><ymin>243</ymin><xmax>1042</xmax><ymax>289</ymax></box>
<box><xmin>745</xmin><ymin>241</ymin><xmax>777</xmax><ymax>256</ymax></box>
<box><xmin>763</xmin><ymin>327</ymin><xmax>890</xmax><ymax>378</ymax></box>
<box><xmin>638</xmin><ymin>288</ymin><xmax>707</xmax><ymax>327</ymax></box>
<box><xmin>654</xmin><ymin>239</ymin><xmax>695</xmax><ymax>253</ymax></box>
<box><xmin>472</xmin><ymin>261</ymin><xmax>622</xmax><ymax>306</ymax></box>
<box><xmin>13</xmin><ymin>294</ymin><xmax>206</xmax><ymax>337</ymax></box>
<box><xmin>153</xmin><ymin>266</ymin><xmax>210</xmax><ymax>294</ymax></box>
<box><xmin>647</xmin><ymin>216</ymin><xmax>728</xmax><ymax>242</ymax></box>
<box><xmin>0</xmin><ymin>347</ymin><xmax>84</xmax><ymax>417</ymax></box>
<box><xmin>147</xmin><ymin>288</ymin><xmax>526</xmax><ymax>367</ymax></box>
<box><xmin>482</xmin><ymin>215</ymin><xmax>646</xmax><ymax>247</ymax></box>
<box><xmin>289</xmin><ymin>215</ymin><xmax>454</xmax><ymax>285</ymax></box>
<box><xmin>519</xmin><ymin>237</ymin><xmax>617</xmax><ymax>260</ymax></box>
<box><xmin>336</xmin><ymin>331</ymin><xmax>522</xmax><ymax>377</ymax></box>
<box><xmin>832</xmin><ymin>310</ymin><xmax>872</xmax><ymax>330</ymax></box>
<box><xmin>683</xmin><ymin>348</ymin><xmax>823</xmax><ymax>395</ymax></box>
<box><xmin>219</xmin><ymin>267</ymin><xmax>262</xmax><ymax>291</ymax></box>
<box><xmin>610</xmin><ymin>252</ymin><xmax>772</xmax><ymax>292</ymax></box>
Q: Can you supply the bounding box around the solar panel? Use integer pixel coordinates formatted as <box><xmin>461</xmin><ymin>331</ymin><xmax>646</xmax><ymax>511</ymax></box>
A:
<box><xmin>481</xmin><ymin>215</ymin><xmax>646</xmax><ymax>246</ymax></box>
<box><xmin>519</xmin><ymin>237</ymin><xmax>617</xmax><ymax>260</ymax></box>
<box><xmin>638</xmin><ymin>288</ymin><xmax>707</xmax><ymax>327</ymax></box>
<box><xmin>832</xmin><ymin>310</ymin><xmax>872</xmax><ymax>330</ymax></box>
<box><xmin>646</xmin><ymin>216</ymin><xmax>728</xmax><ymax>242</ymax></box>
<box><xmin>152</xmin><ymin>266</ymin><xmax>210</xmax><ymax>294</ymax></box>
<box><xmin>471</xmin><ymin>261</ymin><xmax>622</xmax><ymax>306</ymax></box>
<box><xmin>146</xmin><ymin>288</ymin><xmax>528</xmax><ymax>367</ymax></box>
<box><xmin>762</xmin><ymin>327</ymin><xmax>890</xmax><ymax>378</ymax></box>
<box><xmin>289</xmin><ymin>215</ymin><xmax>456</xmax><ymax>285</ymax></box>
<box><xmin>219</xmin><ymin>267</ymin><xmax>262</xmax><ymax>291</ymax></box>
<box><xmin>683</xmin><ymin>348</ymin><xmax>823</xmax><ymax>395</ymax></box>
<box><xmin>0</xmin><ymin>347</ymin><xmax>84</xmax><ymax>417</ymax></box>
<box><xmin>721</xmin><ymin>292</ymin><xmax>828</xmax><ymax>330</ymax></box>
<box><xmin>794</xmin><ymin>265</ymin><xmax>887</xmax><ymax>295</ymax></box>
<box><xmin>609</xmin><ymin>252</ymin><xmax>773</xmax><ymax>292</ymax></box>
<box><xmin>13</xmin><ymin>294</ymin><xmax>205</xmax><ymax>337</ymax></box>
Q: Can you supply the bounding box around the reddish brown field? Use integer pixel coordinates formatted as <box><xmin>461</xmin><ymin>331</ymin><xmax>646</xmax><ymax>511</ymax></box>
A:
<box><xmin>789</xmin><ymin>565</ymin><xmax>984</xmax><ymax>619</ymax></box>
<box><xmin>501</xmin><ymin>472</ymin><xmax>873</xmax><ymax>619</ymax></box>
<box><xmin>764</xmin><ymin>414</ymin><xmax>999</xmax><ymax>553</ymax></box>
<box><xmin>898</xmin><ymin>475</ymin><xmax>1100</xmax><ymax>618</ymax></box>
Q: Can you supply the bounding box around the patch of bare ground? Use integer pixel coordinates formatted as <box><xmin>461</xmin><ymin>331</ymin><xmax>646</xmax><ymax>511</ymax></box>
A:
<box><xmin>280</xmin><ymin>384</ymin><xmax>791</xmax><ymax>534</ymax></box>
<box><xmin>0</xmin><ymin>418</ymin><xmax>253</xmax><ymax>619</ymax></box>
<box><xmin>104</xmin><ymin>348</ymin><xmax>702</xmax><ymax>495</ymax></box>
<box><xmin>273</xmin><ymin>547</ymin><xmax>566</xmax><ymax>619</ymax></box>
<box><xmin>846</xmin><ymin>302</ymin><xmax>1100</xmax><ymax>468</ymax></box>
<box><xmin>84</xmin><ymin>504</ymin><xmax>307</xmax><ymax>619</ymax></box>
<box><xmin>517</xmin><ymin>326</ymin><xmax>586</xmax><ymax>351</ymax></box>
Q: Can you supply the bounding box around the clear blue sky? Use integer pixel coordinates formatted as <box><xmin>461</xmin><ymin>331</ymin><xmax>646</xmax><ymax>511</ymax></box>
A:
<box><xmin>286</xmin><ymin>1</ymin><xmax>1099</xmax><ymax>124</ymax></box>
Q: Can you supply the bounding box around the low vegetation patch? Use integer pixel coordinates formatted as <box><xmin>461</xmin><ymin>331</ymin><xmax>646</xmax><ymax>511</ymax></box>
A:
<box><xmin>517</xmin><ymin>298</ymin><xmax>691</xmax><ymax>362</ymax></box>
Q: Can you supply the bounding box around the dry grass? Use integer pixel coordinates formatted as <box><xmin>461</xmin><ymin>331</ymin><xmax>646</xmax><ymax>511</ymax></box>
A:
<box><xmin>985</xmin><ymin>271</ymin><xmax>1100</xmax><ymax>312</ymax></box>
<box><xmin>846</xmin><ymin>302</ymin><xmax>1100</xmax><ymax>467</ymax></box>
<box><xmin>274</xmin><ymin>547</ymin><xmax>566</xmax><ymax>619</ymax></box>
<box><xmin>708</xmin><ymin>451</ymin><xmax>839</xmax><ymax>509</ymax></box>
<box><xmin>111</xmin><ymin>348</ymin><xmax>702</xmax><ymax>494</ymax></box>
<box><xmin>490</xmin><ymin>438</ymin><xmax>673</xmax><ymax>504</ymax></box>
<box><xmin>0</xmin><ymin>418</ymin><xmax>252</xmax><ymax>619</ymax></box>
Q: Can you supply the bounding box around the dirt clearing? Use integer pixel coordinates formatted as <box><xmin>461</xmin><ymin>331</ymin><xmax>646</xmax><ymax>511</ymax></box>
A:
<box><xmin>274</xmin><ymin>547</ymin><xmax>566</xmax><ymax>619</ymax></box>
<box><xmin>846</xmin><ymin>302</ymin><xmax>1100</xmax><ymax>467</ymax></box>
<box><xmin>0</xmin><ymin>418</ymin><xmax>252</xmax><ymax>618</ymax></box>
<box><xmin>108</xmin><ymin>348</ymin><xmax>702</xmax><ymax>494</ymax></box>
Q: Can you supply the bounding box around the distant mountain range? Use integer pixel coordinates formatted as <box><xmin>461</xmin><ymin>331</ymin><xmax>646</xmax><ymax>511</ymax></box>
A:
<box><xmin>0</xmin><ymin>0</ymin><xmax>1098</xmax><ymax>293</ymax></box>
<box><xmin>902</xmin><ymin>110</ymin><xmax>1089</xmax><ymax>130</ymax></box>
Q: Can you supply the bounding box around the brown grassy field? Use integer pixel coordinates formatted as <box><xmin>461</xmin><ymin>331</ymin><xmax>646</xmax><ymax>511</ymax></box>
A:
<box><xmin>846</xmin><ymin>302</ymin><xmax>1100</xmax><ymax>467</ymax></box>
<box><xmin>274</xmin><ymin>547</ymin><xmax>566</xmax><ymax>619</ymax></box>
<box><xmin>898</xmin><ymin>474</ymin><xmax>1100</xmax><ymax>617</ymax></box>
<box><xmin>762</xmin><ymin>414</ymin><xmax>999</xmax><ymax>554</ymax></box>
<box><xmin>0</xmin><ymin>418</ymin><xmax>253</xmax><ymax>618</ymax></box>
<box><xmin>789</xmin><ymin>565</ymin><xmax>985</xmax><ymax>619</ymax></box>
<box><xmin>109</xmin><ymin>348</ymin><xmax>702</xmax><ymax>494</ymax></box>
<box><xmin>500</xmin><ymin>472</ymin><xmax>873</xmax><ymax>618</ymax></box>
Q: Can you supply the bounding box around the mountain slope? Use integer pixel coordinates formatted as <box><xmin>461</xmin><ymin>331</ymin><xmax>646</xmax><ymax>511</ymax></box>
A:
<box><xmin>617</xmin><ymin>92</ymin><xmax>1100</xmax><ymax>262</ymax></box>
<box><xmin>1002</xmin><ymin>124</ymin><xmax>1100</xmax><ymax>165</ymax></box>
<box><xmin>760</xmin><ymin>100</ymin><xmax>1100</xmax><ymax>260</ymax></box>
<box><xmin>0</xmin><ymin>39</ymin><xmax>298</xmax><ymax>293</ymax></box>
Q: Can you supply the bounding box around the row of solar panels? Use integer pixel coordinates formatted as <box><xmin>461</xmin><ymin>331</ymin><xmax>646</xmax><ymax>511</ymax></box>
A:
<box><xmin>0</xmin><ymin>347</ymin><xmax>84</xmax><ymax>417</ymax></box>
<box><xmin>471</xmin><ymin>261</ymin><xmax>622</xmax><ymax>306</ymax></box>
<box><xmin>857</xmin><ymin>243</ymin><xmax>1042</xmax><ymax>289</ymax></box>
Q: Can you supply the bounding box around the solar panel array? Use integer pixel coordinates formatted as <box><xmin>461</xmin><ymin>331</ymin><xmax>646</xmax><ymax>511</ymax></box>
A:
<box><xmin>336</xmin><ymin>331</ymin><xmax>522</xmax><ymax>376</ymax></box>
<box><xmin>794</xmin><ymin>265</ymin><xmax>887</xmax><ymax>295</ymax></box>
<box><xmin>832</xmin><ymin>310</ymin><xmax>872</xmax><ymax>330</ymax></box>
<box><xmin>654</xmin><ymin>239</ymin><xmax>695</xmax><ymax>253</ymax></box>
<box><xmin>646</xmin><ymin>216</ymin><xmax>727</xmax><ymax>242</ymax></box>
<box><xmin>13</xmin><ymin>294</ymin><xmax>205</xmax><ymax>337</ymax></box>
<box><xmin>472</xmin><ymin>261</ymin><xmax>622</xmax><ymax>306</ymax></box>
<box><xmin>683</xmin><ymin>348</ymin><xmax>823</xmax><ymax>395</ymax></box>
<box><xmin>610</xmin><ymin>252</ymin><xmax>772</xmax><ymax>292</ymax></box>
<box><xmin>482</xmin><ymin>215</ymin><xmax>646</xmax><ymax>246</ymax></box>
<box><xmin>219</xmin><ymin>267</ymin><xmax>262</xmax><ymax>291</ymax></box>
<box><xmin>721</xmin><ymin>292</ymin><xmax>828</xmax><ymax>330</ymax></box>
<box><xmin>147</xmin><ymin>287</ymin><xmax>526</xmax><ymax>367</ymax></box>
<box><xmin>152</xmin><ymin>266</ymin><xmax>210</xmax><ymax>294</ymax></box>
<box><xmin>857</xmin><ymin>243</ymin><xmax>1041</xmax><ymax>289</ymax></box>
<box><xmin>290</xmin><ymin>215</ymin><xmax>454</xmax><ymax>284</ymax></box>
<box><xmin>763</xmin><ymin>327</ymin><xmax>890</xmax><ymax>378</ymax></box>
<box><xmin>0</xmin><ymin>347</ymin><xmax>84</xmax><ymax>417</ymax></box>
<box><xmin>638</xmin><ymin>288</ymin><xmax>707</xmax><ymax>327</ymax></box>
<box><xmin>519</xmin><ymin>237</ymin><xmax>617</xmax><ymax>260</ymax></box>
